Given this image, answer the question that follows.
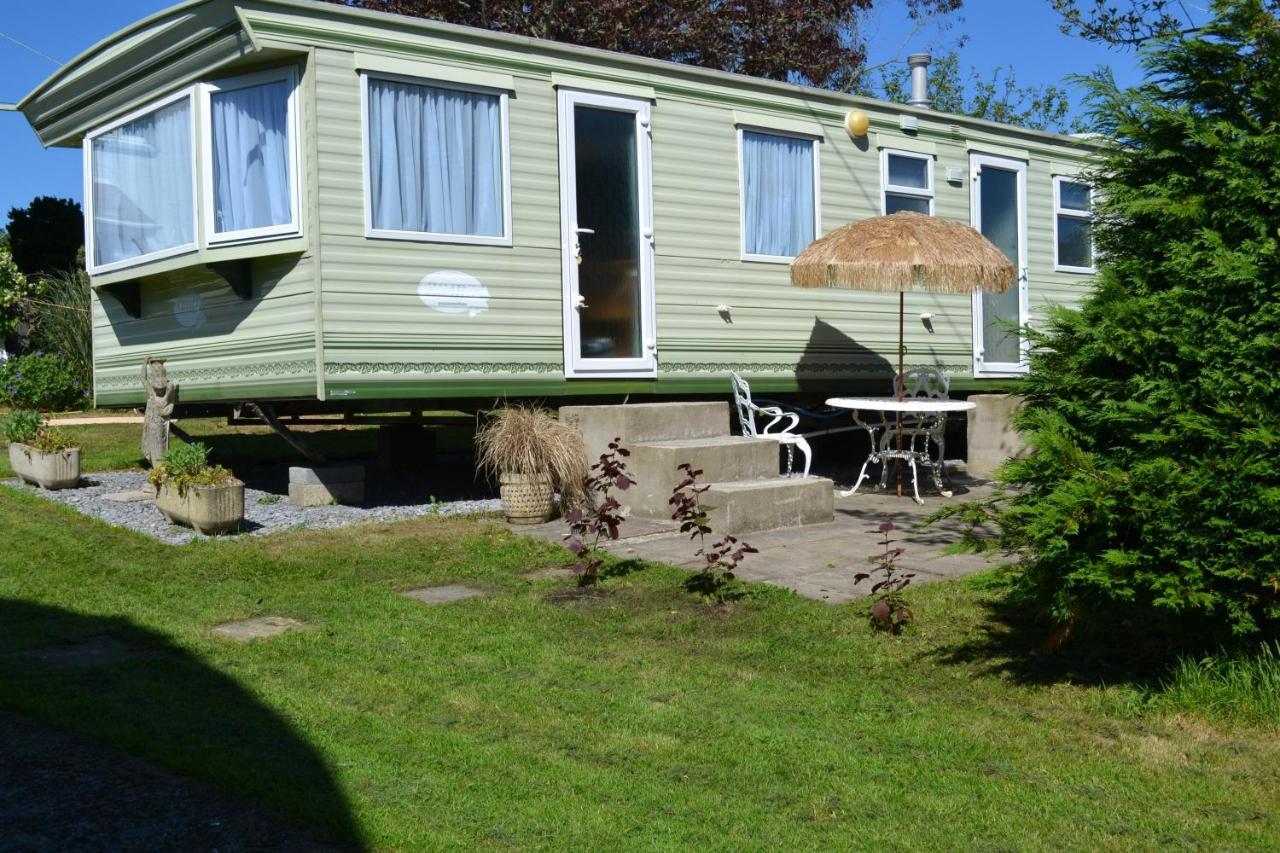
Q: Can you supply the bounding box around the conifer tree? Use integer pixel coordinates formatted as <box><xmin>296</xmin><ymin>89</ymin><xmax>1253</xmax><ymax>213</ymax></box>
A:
<box><xmin>985</xmin><ymin>0</ymin><xmax>1280</xmax><ymax>639</ymax></box>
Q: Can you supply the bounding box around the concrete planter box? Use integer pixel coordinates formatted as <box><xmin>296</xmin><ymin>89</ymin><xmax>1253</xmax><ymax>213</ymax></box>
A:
<box><xmin>966</xmin><ymin>394</ymin><xmax>1029</xmax><ymax>479</ymax></box>
<box><xmin>155</xmin><ymin>479</ymin><xmax>245</xmax><ymax>535</ymax></box>
<box><xmin>8</xmin><ymin>443</ymin><xmax>80</xmax><ymax>490</ymax></box>
<box><xmin>499</xmin><ymin>472</ymin><xmax>555</xmax><ymax>525</ymax></box>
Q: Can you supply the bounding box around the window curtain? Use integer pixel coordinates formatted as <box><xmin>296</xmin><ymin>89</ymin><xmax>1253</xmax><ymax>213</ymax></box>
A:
<box><xmin>91</xmin><ymin>99</ymin><xmax>194</xmax><ymax>266</ymax></box>
<box><xmin>367</xmin><ymin>79</ymin><xmax>503</xmax><ymax>237</ymax></box>
<box><xmin>742</xmin><ymin>130</ymin><xmax>814</xmax><ymax>258</ymax></box>
<box><xmin>210</xmin><ymin>79</ymin><xmax>293</xmax><ymax>234</ymax></box>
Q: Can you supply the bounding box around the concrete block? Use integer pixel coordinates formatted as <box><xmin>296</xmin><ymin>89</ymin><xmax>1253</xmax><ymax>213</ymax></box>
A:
<box><xmin>401</xmin><ymin>585</ymin><xmax>487</xmax><ymax>605</ymax></box>
<box><xmin>288</xmin><ymin>464</ymin><xmax>365</xmax><ymax>486</ymax></box>
<box><xmin>627</xmin><ymin>436</ymin><xmax>778</xmax><ymax>518</ymax></box>
<box><xmin>702</xmin><ymin>477</ymin><xmax>835</xmax><ymax>534</ymax></box>
<box><xmin>560</xmin><ymin>402</ymin><xmax>729</xmax><ymax>464</ymax></box>
<box><xmin>212</xmin><ymin>616</ymin><xmax>304</xmax><ymax>642</ymax></box>
<box><xmin>289</xmin><ymin>481</ymin><xmax>365</xmax><ymax>507</ymax></box>
<box><xmin>966</xmin><ymin>394</ymin><xmax>1029</xmax><ymax>479</ymax></box>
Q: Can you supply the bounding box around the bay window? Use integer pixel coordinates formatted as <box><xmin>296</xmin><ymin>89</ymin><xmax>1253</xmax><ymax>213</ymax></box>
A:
<box><xmin>87</xmin><ymin>91</ymin><xmax>196</xmax><ymax>272</ymax></box>
<box><xmin>84</xmin><ymin>67</ymin><xmax>301</xmax><ymax>276</ymax></box>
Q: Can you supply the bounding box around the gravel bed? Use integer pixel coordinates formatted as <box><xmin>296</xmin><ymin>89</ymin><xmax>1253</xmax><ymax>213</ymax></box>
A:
<box><xmin>4</xmin><ymin>469</ymin><xmax>501</xmax><ymax>545</ymax></box>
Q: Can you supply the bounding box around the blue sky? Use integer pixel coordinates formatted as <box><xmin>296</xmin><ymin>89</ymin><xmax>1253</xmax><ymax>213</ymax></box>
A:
<box><xmin>0</xmin><ymin>0</ymin><xmax>1148</xmax><ymax>221</ymax></box>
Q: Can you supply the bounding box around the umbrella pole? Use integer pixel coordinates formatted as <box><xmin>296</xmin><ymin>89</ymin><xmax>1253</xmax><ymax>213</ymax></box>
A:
<box><xmin>897</xmin><ymin>291</ymin><xmax>905</xmax><ymax>498</ymax></box>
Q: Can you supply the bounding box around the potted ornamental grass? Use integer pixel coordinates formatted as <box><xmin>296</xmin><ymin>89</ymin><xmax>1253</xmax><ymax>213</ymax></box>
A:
<box><xmin>149</xmin><ymin>441</ymin><xmax>244</xmax><ymax>535</ymax></box>
<box><xmin>4</xmin><ymin>409</ymin><xmax>80</xmax><ymax>489</ymax></box>
<box><xmin>475</xmin><ymin>405</ymin><xmax>587</xmax><ymax>524</ymax></box>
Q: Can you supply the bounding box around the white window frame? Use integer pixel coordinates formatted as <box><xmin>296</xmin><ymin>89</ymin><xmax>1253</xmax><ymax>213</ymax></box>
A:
<box><xmin>200</xmin><ymin>67</ymin><xmax>302</xmax><ymax>247</ymax></box>
<box><xmin>1053</xmin><ymin>175</ymin><xmax>1096</xmax><ymax>274</ymax></box>
<box><xmin>359</xmin><ymin>71</ymin><xmax>513</xmax><ymax>247</ymax></box>
<box><xmin>880</xmin><ymin>148</ymin><xmax>935</xmax><ymax>215</ymax></box>
<box><xmin>82</xmin><ymin>87</ymin><xmax>199</xmax><ymax>276</ymax></box>
<box><xmin>736</xmin><ymin>126</ymin><xmax>821</xmax><ymax>264</ymax></box>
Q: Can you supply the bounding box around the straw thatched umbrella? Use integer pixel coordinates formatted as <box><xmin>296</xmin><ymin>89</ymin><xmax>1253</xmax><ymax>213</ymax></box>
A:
<box><xmin>790</xmin><ymin>210</ymin><xmax>1016</xmax><ymax>494</ymax></box>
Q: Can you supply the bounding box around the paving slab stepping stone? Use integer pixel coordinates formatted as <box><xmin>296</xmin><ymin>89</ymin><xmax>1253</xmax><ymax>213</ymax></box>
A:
<box><xmin>524</xmin><ymin>566</ymin><xmax>576</xmax><ymax>581</ymax></box>
<box><xmin>402</xmin><ymin>585</ymin><xmax>487</xmax><ymax>605</ymax></box>
<box><xmin>211</xmin><ymin>616</ymin><xmax>305</xmax><ymax>641</ymax></box>
<box><xmin>103</xmin><ymin>490</ymin><xmax>155</xmax><ymax>503</ymax></box>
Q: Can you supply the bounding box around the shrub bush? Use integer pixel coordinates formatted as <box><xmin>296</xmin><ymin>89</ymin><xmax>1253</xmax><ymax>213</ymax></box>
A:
<box><xmin>148</xmin><ymin>442</ymin><xmax>235</xmax><ymax>495</ymax></box>
<box><xmin>25</xmin><ymin>267</ymin><xmax>91</xmax><ymax>388</ymax></box>
<box><xmin>968</xmin><ymin>1</ymin><xmax>1280</xmax><ymax>641</ymax></box>
<box><xmin>0</xmin><ymin>351</ymin><xmax>89</xmax><ymax>411</ymax></box>
<box><xmin>2</xmin><ymin>408</ymin><xmax>75</xmax><ymax>453</ymax></box>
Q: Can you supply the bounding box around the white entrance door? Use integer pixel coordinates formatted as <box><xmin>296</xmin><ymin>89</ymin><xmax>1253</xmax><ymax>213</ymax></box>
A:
<box><xmin>557</xmin><ymin>89</ymin><xmax>657</xmax><ymax>378</ymax></box>
<box><xmin>970</xmin><ymin>153</ymin><xmax>1029</xmax><ymax>377</ymax></box>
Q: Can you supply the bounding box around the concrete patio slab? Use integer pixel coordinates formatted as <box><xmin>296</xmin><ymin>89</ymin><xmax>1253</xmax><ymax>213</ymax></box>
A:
<box><xmin>402</xmin><ymin>585</ymin><xmax>487</xmax><ymax>605</ymax></box>
<box><xmin>22</xmin><ymin>635</ymin><xmax>151</xmax><ymax>668</ymax></box>
<box><xmin>585</xmin><ymin>478</ymin><xmax>1000</xmax><ymax>603</ymax></box>
<box><xmin>211</xmin><ymin>616</ymin><xmax>305</xmax><ymax>641</ymax></box>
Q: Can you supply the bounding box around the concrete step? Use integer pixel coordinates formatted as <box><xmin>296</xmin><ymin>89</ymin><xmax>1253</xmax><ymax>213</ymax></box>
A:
<box><xmin>626</xmin><ymin>435</ymin><xmax>778</xmax><ymax>517</ymax></box>
<box><xmin>560</xmin><ymin>402</ymin><xmax>730</xmax><ymax>463</ymax></box>
<box><xmin>701</xmin><ymin>476</ymin><xmax>835</xmax><ymax>535</ymax></box>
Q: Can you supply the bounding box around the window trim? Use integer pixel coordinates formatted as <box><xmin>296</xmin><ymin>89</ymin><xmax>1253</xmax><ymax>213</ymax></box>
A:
<box><xmin>736</xmin><ymin>125</ymin><xmax>822</xmax><ymax>265</ymax></box>
<box><xmin>1053</xmin><ymin>175</ymin><xmax>1096</xmax><ymax>274</ymax></box>
<box><xmin>880</xmin><ymin>148</ymin><xmax>935</xmax><ymax>215</ymax></box>
<box><xmin>82</xmin><ymin>87</ymin><xmax>199</xmax><ymax>276</ymax></box>
<box><xmin>200</xmin><ymin>67</ymin><xmax>303</xmax><ymax>247</ymax></box>
<box><xmin>359</xmin><ymin>70</ymin><xmax>513</xmax><ymax>247</ymax></box>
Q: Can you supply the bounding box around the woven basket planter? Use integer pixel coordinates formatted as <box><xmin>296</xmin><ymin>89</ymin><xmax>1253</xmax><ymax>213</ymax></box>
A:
<box><xmin>499</xmin><ymin>472</ymin><xmax>556</xmax><ymax>524</ymax></box>
<box><xmin>8</xmin><ymin>443</ymin><xmax>80</xmax><ymax>490</ymax></box>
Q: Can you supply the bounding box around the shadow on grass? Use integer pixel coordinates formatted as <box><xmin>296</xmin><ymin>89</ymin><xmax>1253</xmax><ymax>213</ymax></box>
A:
<box><xmin>928</xmin><ymin>593</ymin><xmax>1230</xmax><ymax>689</ymax></box>
<box><xmin>0</xmin><ymin>598</ymin><xmax>364</xmax><ymax>850</ymax></box>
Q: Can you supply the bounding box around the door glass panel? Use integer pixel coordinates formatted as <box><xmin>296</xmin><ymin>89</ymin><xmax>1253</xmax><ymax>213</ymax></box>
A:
<box><xmin>574</xmin><ymin>106</ymin><xmax>641</xmax><ymax>360</ymax></box>
<box><xmin>979</xmin><ymin>166</ymin><xmax>1021</xmax><ymax>365</ymax></box>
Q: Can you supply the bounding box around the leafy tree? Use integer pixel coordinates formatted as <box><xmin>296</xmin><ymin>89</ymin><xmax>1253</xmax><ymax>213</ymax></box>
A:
<box><xmin>869</xmin><ymin>51</ymin><xmax>1071</xmax><ymax>131</ymax></box>
<box><xmin>324</xmin><ymin>0</ymin><xmax>963</xmax><ymax>91</ymax></box>
<box><xmin>0</xmin><ymin>242</ymin><xmax>42</xmax><ymax>344</ymax></box>
<box><xmin>6</xmin><ymin>196</ymin><xmax>83</xmax><ymax>279</ymax></box>
<box><xmin>1049</xmin><ymin>0</ymin><xmax>1207</xmax><ymax>46</ymax></box>
<box><xmin>955</xmin><ymin>0</ymin><xmax>1280</xmax><ymax>641</ymax></box>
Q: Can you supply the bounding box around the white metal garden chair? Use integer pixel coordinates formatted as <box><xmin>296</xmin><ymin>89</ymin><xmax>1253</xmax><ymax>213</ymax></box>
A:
<box><xmin>729</xmin><ymin>371</ymin><xmax>813</xmax><ymax>478</ymax></box>
<box><xmin>877</xmin><ymin>366</ymin><xmax>951</xmax><ymax>489</ymax></box>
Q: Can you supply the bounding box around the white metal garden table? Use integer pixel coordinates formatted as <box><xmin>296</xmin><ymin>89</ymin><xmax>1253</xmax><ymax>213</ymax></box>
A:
<box><xmin>825</xmin><ymin>397</ymin><xmax>977</xmax><ymax>505</ymax></box>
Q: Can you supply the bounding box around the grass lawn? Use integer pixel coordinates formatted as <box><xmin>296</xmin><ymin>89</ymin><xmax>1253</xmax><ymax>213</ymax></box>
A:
<box><xmin>2</xmin><ymin>479</ymin><xmax>1278</xmax><ymax>849</ymax></box>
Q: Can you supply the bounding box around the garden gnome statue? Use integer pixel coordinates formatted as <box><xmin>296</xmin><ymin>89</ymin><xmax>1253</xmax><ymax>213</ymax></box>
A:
<box><xmin>141</xmin><ymin>356</ymin><xmax>178</xmax><ymax>467</ymax></box>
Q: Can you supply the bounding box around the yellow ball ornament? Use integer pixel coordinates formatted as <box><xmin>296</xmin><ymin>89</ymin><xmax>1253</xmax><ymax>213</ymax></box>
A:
<box><xmin>844</xmin><ymin>109</ymin><xmax>870</xmax><ymax>138</ymax></box>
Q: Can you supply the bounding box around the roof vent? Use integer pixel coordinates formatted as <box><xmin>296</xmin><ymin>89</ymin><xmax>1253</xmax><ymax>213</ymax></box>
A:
<box><xmin>907</xmin><ymin>53</ymin><xmax>932</xmax><ymax>109</ymax></box>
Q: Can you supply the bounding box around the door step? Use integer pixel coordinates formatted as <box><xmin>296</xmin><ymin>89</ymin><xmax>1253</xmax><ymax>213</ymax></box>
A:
<box><xmin>627</xmin><ymin>436</ymin><xmax>779</xmax><ymax>517</ymax></box>
<box><xmin>701</xmin><ymin>476</ymin><xmax>835</xmax><ymax>535</ymax></box>
<box><xmin>560</xmin><ymin>402</ymin><xmax>729</xmax><ymax>464</ymax></box>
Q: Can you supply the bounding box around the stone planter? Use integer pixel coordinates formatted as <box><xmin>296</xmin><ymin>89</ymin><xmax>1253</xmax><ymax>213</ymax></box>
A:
<box><xmin>499</xmin><ymin>472</ymin><xmax>555</xmax><ymax>524</ymax></box>
<box><xmin>155</xmin><ymin>479</ymin><xmax>245</xmax><ymax>535</ymax></box>
<box><xmin>8</xmin><ymin>443</ymin><xmax>80</xmax><ymax>490</ymax></box>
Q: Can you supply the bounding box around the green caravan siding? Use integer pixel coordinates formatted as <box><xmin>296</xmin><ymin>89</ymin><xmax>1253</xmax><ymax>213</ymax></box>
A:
<box><xmin>92</xmin><ymin>254</ymin><xmax>318</xmax><ymax>406</ymax></box>
<box><xmin>265</xmin><ymin>2</ymin><xmax>1097</xmax><ymax>401</ymax></box>
<box><xmin>30</xmin><ymin>0</ymin><xmax>1099</xmax><ymax>406</ymax></box>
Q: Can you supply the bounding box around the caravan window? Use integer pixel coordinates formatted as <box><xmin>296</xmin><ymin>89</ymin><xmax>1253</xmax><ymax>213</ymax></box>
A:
<box><xmin>882</xmin><ymin>150</ymin><xmax>934</xmax><ymax>214</ymax></box>
<box><xmin>1054</xmin><ymin>176</ymin><xmax>1094</xmax><ymax>272</ymax></box>
<box><xmin>738</xmin><ymin>129</ymin><xmax>819</xmax><ymax>261</ymax></box>
<box><xmin>87</xmin><ymin>90</ymin><xmax>197</xmax><ymax>272</ymax></box>
<box><xmin>363</xmin><ymin>74</ymin><xmax>511</xmax><ymax>245</ymax></box>
<box><xmin>204</xmin><ymin>69</ymin><xmax>300</xmax><ymax>244</ymax></box>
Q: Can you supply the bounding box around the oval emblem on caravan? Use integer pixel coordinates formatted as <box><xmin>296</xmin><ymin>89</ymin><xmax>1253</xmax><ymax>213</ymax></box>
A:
<box><xmin>418</xmin><ymin>271</ymin><xmax>490</xmax><ymax>317</ymax></box>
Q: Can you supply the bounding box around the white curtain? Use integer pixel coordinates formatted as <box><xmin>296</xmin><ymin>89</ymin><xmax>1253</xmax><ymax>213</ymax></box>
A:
<box><xmin>742</xmin><ymin>130</ymin><xmax>814</xmax><ymax>258</ymax></box>
<box><xmin>368</xmin><ymin>78</ymin><xmax>503</xmax><ymax>237</ymax></box>
<box><xmin>91</xmin><ymin>98</ymin><xmax>194</xmax><ymax>266</ymax></box>
<box><xmin>210</xmin><ymin>79</ymin><xmax>293</xmax><ymax>234</ymax></box>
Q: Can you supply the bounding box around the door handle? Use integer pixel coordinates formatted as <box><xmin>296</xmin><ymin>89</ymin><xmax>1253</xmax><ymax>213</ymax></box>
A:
<box><xmin>574</xmin><ymin>293</ymin><xmax>588</xmax><ymax>310</ymax></box>
<box><xmin>574</xmin><ymin>227</ymin><xmax>595</xmax><ymax>235</ymax></box>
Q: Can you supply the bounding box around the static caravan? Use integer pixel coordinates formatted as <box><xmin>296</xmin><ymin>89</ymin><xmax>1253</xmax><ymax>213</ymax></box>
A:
<box><xmin>15</xmin><ymin>0</ymin><xmax>1099</xmax><ymax>412</ymax></box>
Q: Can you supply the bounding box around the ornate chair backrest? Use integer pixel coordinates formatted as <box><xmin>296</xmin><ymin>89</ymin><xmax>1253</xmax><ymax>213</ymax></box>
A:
<box><xmin>729</xmin><ymin>371</ymin><xmax>758</xmax><ymax>437</ymax></box>
<box><xmin>894</xmin><ymin>366</ymin><xmax>950</xmax><ymax>400</ymax></box>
